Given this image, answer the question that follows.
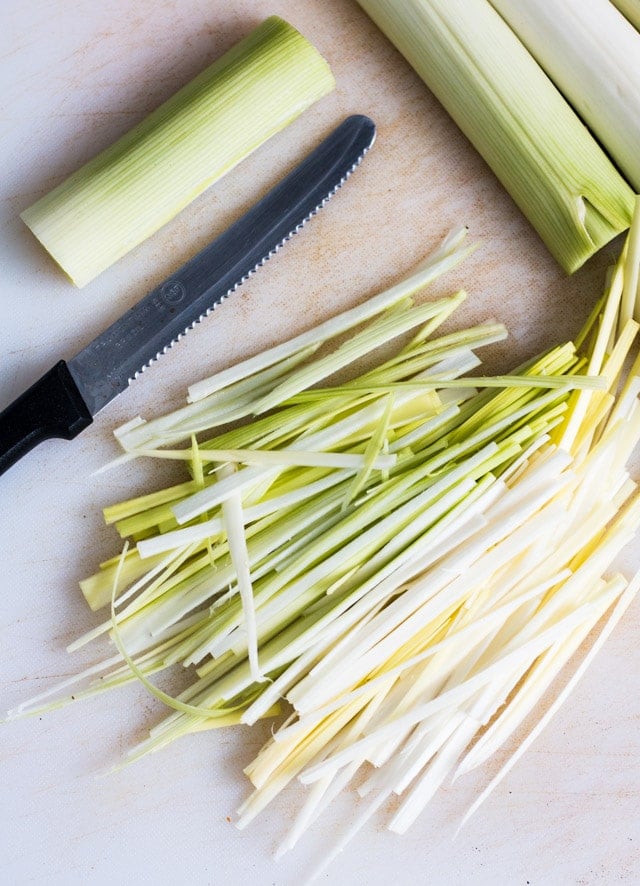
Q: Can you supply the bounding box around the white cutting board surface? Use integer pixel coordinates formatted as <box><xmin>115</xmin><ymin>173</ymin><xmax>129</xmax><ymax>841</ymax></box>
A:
<box><xmin>1</xmin><ymin>1</ymin><xmax>639</xmax><ymax>884</ymax></box>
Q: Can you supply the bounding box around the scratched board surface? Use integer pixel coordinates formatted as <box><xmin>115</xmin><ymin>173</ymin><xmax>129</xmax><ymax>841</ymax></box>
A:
<box><xmin>1</xmin><ymin>1</ymin><xmax>639</xmax><ymax>884</ymax></box>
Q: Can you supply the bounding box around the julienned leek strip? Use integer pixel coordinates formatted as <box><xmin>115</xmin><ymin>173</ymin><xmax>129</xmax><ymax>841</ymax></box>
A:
<box><xmin>356</xmin><ymin>0</ymin><xmax>634</xmax><ymax>272</ymax></box>
<box><xmin>20</xmin><ymin>16</ymin><xmax>335</xmax><ymax>287</ymax></box>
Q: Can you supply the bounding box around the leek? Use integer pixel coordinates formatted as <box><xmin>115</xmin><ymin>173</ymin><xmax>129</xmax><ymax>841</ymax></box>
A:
<box><xmin>8</xmin><ymin>224</ymin><xmax>640</xmax><ymax>876</ymax></box>
<box><xmin>489</xmin><ymin>0</ymin><xmax>640</xmax><ymax>192</ymax></box>
<box><xmin>356</xmin><ymin>0</ymin><xmax>634</xmax><ymax>272</ymax></box>
<box><xmin>20</xmin><ymin>16</ymin><xmax>334</xmax><ymax>287</ymax></box>
<box><xmin>610</xmin><ymin>0</ymin><xmax>640</xmax><ymax>31</ymax></box>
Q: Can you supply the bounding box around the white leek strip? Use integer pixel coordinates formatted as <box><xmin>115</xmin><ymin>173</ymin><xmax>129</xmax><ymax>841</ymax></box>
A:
<box><xmin>186</xmin><ymin>227</ymin><xmax>473</xmax><ymax>402</ymax></box>
<box><xmin>388</xmin><ymin>717</ymin><xmax>482</xmax><ymax>834</ymax></box>
<box><xmin>489</xmin><ymin>0</ymin><xmax>640</xmax><ymax>192</ymax></box>
<box><xmin>359</xmin><ymin>710</ymin><xmax>468</xmax><ymax>800</ymax></box>
<box><xmin>356</xmin><ymin>0</ymin><xmax>634</xmax><ymax>272</ymax></box>
<box><xmin>611</xmin><ymin>0</ymin><xmax>640</xmax><ymax>31</ymax></box>
<box><xmin>274</xmin><ymin>573</ymin><xmax>569</xmax><ymax>738</ymax></box>
<box><xmin>220</xmin><ymin>467</ymin><xmax>262</xmax><ymax>683</ymax></box>
<box><xmin>20</xmin><ymin>17</ymin><xmax>335</xmax><ymax>286</ymax></box>
<box><xmin>454</xmin><ymin>577</ymin><xmax>626</xmax><ymax>778</ymax></box>
<box><xmin>137</xmin><ymin>470</ymin><xmax>351</xmax><ymax>559</ymax></box>
<box><xmin>458</xmin><ymin>570</ymin><xmax>640</xmax><ymax>831</ymax></box>
<box><xmin>275</xmin><ymin>695</ymin><xmax>395</xmax><ymax>856</ymax></box>
<box><xmin>274</xmin><ymin>764</ymin><xmax>360</xmax><ymax>859</ymax></box>
<box><xmin>119</xmin><ymin>446</ymin><xmax>396</xmax><ymax>471</ymax></box>
<box><xmin>297</xmin><ymin>605</ymin><xmax>602</xmax><ymax>786</ymax></box>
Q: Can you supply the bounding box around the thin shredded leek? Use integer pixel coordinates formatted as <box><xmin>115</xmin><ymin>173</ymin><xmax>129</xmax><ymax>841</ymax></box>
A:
<box><xmin>8</xmin><ymin>223</ymin><xmax>640</xmax><ymax>878</ymax></box>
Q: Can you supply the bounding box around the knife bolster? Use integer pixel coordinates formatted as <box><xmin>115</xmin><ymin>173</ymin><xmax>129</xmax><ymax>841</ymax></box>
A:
<box><xmin>0</xmin><ymin>361</ymin><xmax>93</xmax><ymax>476</ymax></box>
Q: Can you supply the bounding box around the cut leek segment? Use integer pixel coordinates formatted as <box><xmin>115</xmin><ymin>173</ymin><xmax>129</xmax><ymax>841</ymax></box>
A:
<box><xmin>356</xmin><ymin>0</ymin><xmax>634</xmax><ymax>272</ymax></box>
<box><xmin>20</xmin><ymin>16</ymin><xmax>334</xmax><ymax>287</ymax></box>
<box><xmin>610</xmin><ymin>0</ymin><xmax>640</xmax><ymax>32</ymax></box>
<box><xmin>9</xmin><ymin>225</ymin><xmax>640</xmax><ymax>871</ymax></box>
<box><xmin>489</xmin><ymin>0</ymin><xmax>640</xmax><ymax>192</ymax></box>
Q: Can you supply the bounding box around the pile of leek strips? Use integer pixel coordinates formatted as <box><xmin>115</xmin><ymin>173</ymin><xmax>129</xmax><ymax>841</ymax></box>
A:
<box><xmin>11</xmin><ymin>219</ymin><xmax>640</xmax><ymax>869</ymax></box>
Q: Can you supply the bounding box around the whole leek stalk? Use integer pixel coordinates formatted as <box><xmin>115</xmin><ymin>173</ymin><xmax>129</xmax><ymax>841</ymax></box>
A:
<box><xmin>489</xmin><ymin>0</ymin><xmax>640</xmax><ymax>192</ymax></box>
<box><xmin>21</xmin><ymin>16</ymin><xmax>334</xmax><ymax>287</ymax></box>
<box><xmin>356</xmin><ymin>0</ymin><xmax>634</xmax><ymax>273</ymax></box>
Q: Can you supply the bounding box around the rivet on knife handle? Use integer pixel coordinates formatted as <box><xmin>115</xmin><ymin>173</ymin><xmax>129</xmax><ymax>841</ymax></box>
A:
<box><xmin>0</xmin><ymin>115</ymin><xmax>376</xmax><ymax>478</ymax></box>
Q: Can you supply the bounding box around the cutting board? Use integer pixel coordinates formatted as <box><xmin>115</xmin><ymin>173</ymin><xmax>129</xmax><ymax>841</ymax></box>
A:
<box><xmin>1</xmin><ymin>1</ymin><xmax>638</xmax><ymax>883</ymax></box>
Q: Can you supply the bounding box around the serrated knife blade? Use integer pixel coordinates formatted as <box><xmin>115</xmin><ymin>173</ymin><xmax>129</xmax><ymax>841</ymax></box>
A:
<box><xmin>0</xmin><ymin>115</ymin><xmax>376</xmax><ymax>477</ymax></box>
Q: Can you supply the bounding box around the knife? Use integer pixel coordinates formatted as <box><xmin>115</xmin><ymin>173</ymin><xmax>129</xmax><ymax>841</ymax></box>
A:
<box><xmin>0</xmin><ymin>114</ymin><xmax>376</xmax><ymax>477</ymax></box>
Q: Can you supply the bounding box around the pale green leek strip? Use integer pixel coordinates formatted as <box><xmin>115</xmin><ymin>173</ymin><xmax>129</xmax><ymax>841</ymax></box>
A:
<box><xmin>79</xmin><ymin>548</ymin><xmax>168</xmax><ymax>611</ymax></box>
<box><xmin>108</xmin><ymin>543</ymin><xmax>245</xmax><ymax>723</ymax></box>
<box><xmin>354</xmin><ymin>325</ymin><xmax>507</xmax><ymax>387</ymax></box>
<box><xmin>124</xmin><ymin>446</ymin><xmax>396</xmax><ymax>471</ymax></box>
<box><xmin>171</xmin><ymin>382</ymin><xmax>441</xmax><ymax>524</ymax></box>
<box><xmin>103</xmin><ymin>480</ymin><xmax>200</xmax><ymax>525</ymax></box>
<box><xmin>345</xmin><ymin>394</ymin><xmax>394</xmax><ymax>505</ymax></box>
<box><xmin>189</xmin><ymin>314</ymin><xmax>483</xmax><ymax>454</ymax></box>
<box><xmin>356</xmin><ymin>0</ymin><xmax>634</xmax><ymax>271</ymax></box>
<box><xmin>137</xmin><ymin>470</ymin><xmax>352</xmax><ymax>559</ymax></box>
<box><xmin>489</xmin><ymin>0</ymin><xmax>640</xmax><ymax>192</ymax></box>
<box><xmin>21</xmin><ymin>17</ymin><xmax>335</xmax><ymax>287</ymax></box>
<box><xmin>557</xmin><ymin>246</ymin><xmax>627</xmax><ymax>452</ymax></box>
<box><xmin>186</xmin><ymin>227</ymin><xmax>473</xmax><ymax>402</ymax></box>
<box><xmin>291</xmin><ymin>374</ymin><xmax>606</xmax><ymax>398</ymax></box>
<box><xmin>253</xmin><ymin>292</ymin><xmax>467</xmax><ymax>413</ymax></box>
<box><xmin>115</xmin><ymin>345</ymin><xmax>321</xmax><ymax>453</ymax></box>
<box><xmin>219</xmin><ymin>466</ymin><xmax>263</xmax><ymax>683</ymax></box>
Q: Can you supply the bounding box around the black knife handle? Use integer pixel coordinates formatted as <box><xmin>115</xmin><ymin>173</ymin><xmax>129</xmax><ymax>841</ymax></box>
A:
<box><xmin>0</xmin><ymin>361</ymin><xmax>93</xmax><ymax>476</ymax></box>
